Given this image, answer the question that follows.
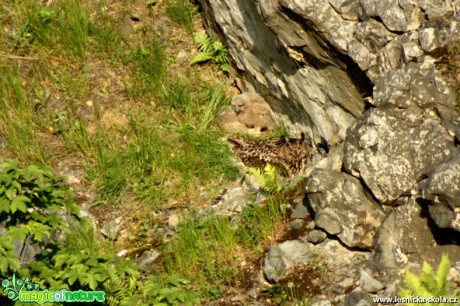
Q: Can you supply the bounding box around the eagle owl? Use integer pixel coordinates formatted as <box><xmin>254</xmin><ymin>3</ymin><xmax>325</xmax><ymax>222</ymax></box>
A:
<box><xmin>227</xmin><ymin>133</ymin><xmax>310</xmax><ymax>177</ymax></box>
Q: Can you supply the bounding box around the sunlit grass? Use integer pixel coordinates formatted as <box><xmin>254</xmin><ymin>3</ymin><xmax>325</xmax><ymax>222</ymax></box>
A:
<box><xmin>167</xmin><ymin>0</ymin><xmax>197</xmax><ymax>32</ymax></box>
<box><xmin>0</xmin><ymin>0</ymin><xmax>276</xmax><ymax>302</ymax></box>
<box><xmin>161</xmin><ymin>199</ymin><xmax>287</xmax><ymax>299</ymax></box>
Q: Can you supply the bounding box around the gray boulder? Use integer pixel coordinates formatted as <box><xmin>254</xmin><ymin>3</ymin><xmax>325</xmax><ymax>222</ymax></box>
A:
<box><xmin>344</xmin><ymin>288</ymin><xmax>376</xmax><ymax>306</ymax></box>
<box><xmin>420</xmin><ymin>148</ymin><xmax>460</xmax><ymax>231</ymax></box>
<box><xmin>371</xmin><ymin>197</ymin><xmax>460</xmax><ymax>275</ymax></box>
<box><xmin>306</xmin><ymin>169</ymin><xmax>385</xmax><ymax>249</ymax></box>
<box><xmin>344</xmin><ymin>106</ymin><xmax>455</xmax><ymax>204</ymax></box>
<box><xmin>212</xmin><ymin>187</ymin><xmax>248</xmax><ymax>217</ymax></box>
<box><xmin>263</xmin><ymin>240</ymin><xmax>311</xmax><ymax>282</ymax></box>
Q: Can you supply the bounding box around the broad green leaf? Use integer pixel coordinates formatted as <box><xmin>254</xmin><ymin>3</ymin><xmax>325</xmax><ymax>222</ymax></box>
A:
<box><xmin>11</xmin><ymin>180</ymin><xmax>21</xmax><ymax>191</ymax></box>
<box><xmin>5</xmin><ymin>187</ymin><xmax>16</xmax><ymax>200</ymax></box>
<box><xmin>66</xmin><ymin>270</ymin><xmax>79</xmax><ymax>286</ymax></box>
<box><xmin>0</xmin><ymin>173</ymin><xmax>12</xmax><ymax>185</ymax></box>
<box><xmin>29</xmin><ymin>222</ymin><xmax>51</xmax><ymax>242</ymax></box>
<box><xmin>0</xmin><ymin>257</ymin><xmax>7</xmax><ymax>274</ymax></box>
<box><xmin>0</xmin><ymin>198</ymin><xmax>10</xmax><ymax>213</ymax></box>
<box><xmin>12</xmin><ymin>195</ymin><xmax>30</xmax><ymax>212</ymax></box>
<box><xmin>54</xmin><ymin>254</ymin><xmax>70</xmax><ymax>267</ymax></box>
<box><xmin>87</xmin><ymin>274</ymin><xmax>98</xmax><ymax>290</ymax></box>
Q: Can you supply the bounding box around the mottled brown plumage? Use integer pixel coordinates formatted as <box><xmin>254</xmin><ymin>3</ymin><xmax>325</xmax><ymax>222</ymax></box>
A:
<box><xmin>227</xmin><ymin>133</ymin><xmax>309</xmax><ymax>177</ymax></box>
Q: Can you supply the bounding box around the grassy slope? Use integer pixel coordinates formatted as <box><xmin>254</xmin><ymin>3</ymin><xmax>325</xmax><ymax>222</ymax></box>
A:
<box><xmin>0</xmin><ymin>0</ymin><xmax>296</xmax><ymax>304</ymax></box>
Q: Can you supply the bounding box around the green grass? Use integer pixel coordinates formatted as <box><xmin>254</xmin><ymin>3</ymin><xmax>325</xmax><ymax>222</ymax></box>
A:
<box><xmin>87</xmin><ymin>115</ymin><xmax>239</xmax><ymax>206</ymax></box>
<box><xmin>167</xmin><ymin>0</ymin><xmax>197</xmax><ymax>32</ymax></box>
<box><xmin>0</xmin><ymin>65</ymin><xmax>50</xmax><ymax>162</ymax></box>
<box><xmin>162</xmin><ymin>199</ymin><xmax>287</xmax><ymax>299</ymax></box>
<box><xmin>0</xmin><ymin>0</ymin><xmax>290</xmax><ymax>303</ymax></box>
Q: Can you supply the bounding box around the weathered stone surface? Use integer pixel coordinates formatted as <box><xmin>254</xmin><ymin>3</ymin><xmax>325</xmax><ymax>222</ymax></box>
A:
<box><xmin>344</xmin><ymin>288</ymin><xmax>376</xmax><ymax>306</ymax></box>
<box><xmin>212</xmin><ymin>187</ymin><xmax>248</xmax><ymax>217</ymax></box>
<box><xmin>359</xmin><ymin>270</ymin><xmax>385</xmax><ymax>293</ymax></box>
<box><xmin>305</xmin><ymin>169</ymin><xmax>385</xmax><ymax>248</ymax></box>
<box><xmin>418</xmin><ymin>28</ymin><xmax>439</xmax><ymax>52</ymax></box>
<box><xmin>101</xmin><ymin>216</ymin><xmax>123</xmax><ymax>240</ymax></box>
<box><xmin>290</xmin><ymin>200</ymin><xmax>309</xmax><ymax>219</ymax></box>
<box><xmin>372</xmin><ymin>64</ymin><xmax>459</xmax><ymax>134</ymax></box>
<box><xmin>329</xmin><ymin>0</ymin><xmax>361</xmax><ymax>21</ymax></box>
<box><xmin>134</xmin><ymin>249</ymin><xmax>160</xmax><ymax>271</ymax></box>
<box><xmin>344</xmin><ymin>107</ymin><xmax>455</xmax><ymax>204</ymax></box>
<box><xmin>371</xmin><ymin>197</ymin><xmax>460</xmax><ymax>275</ymax></box>
<box><xmin>354</xmin><ymin>20</ymin><xmax>395</xmax><ymax>53</ymax></box>
<box><xmin>307</xmin><ymin>229</ymin><xmax>328</xmax><ymax>244</ymax></box>
<box><xmin>264</xmin><ymin>240</ymin><xmax>311</xmax><ymax>282</ymax></box>
<box><xmin>309</xmin><ymin>297</ymin><xmax>333</xmax><ymax>306</ymax></box>
<box><xmin>360</xmin><ymin>0</ymin><xmax>423</xmax><ymax>32</ymax></box>
<box><xmin>199</xmin><ymin>0</ymin><xmax>460</xmax><ymax>145</ymax></box>
<box><xmin>199</xmin><ymin>0</ymin><xmax>366</xmax><ymax>144</ymax></box>
<box><xmin>420</xmin><ymin>148</ymin><xmax>460</xmax><ymax>231</ymax></box>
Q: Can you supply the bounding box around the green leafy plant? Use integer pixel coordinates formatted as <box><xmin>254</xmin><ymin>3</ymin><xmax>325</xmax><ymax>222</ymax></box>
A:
<box><xmin>247</xmin><ymin>163</ymin><xmax>282</xmax><ymax>194</ymax></box>
<box><xmin>191</xmin><ymin>32</ymin><xmax>230</xmax><ymax>72</ymax></box>
<box><xmin>0</xmin><ymin>160</ymin><xmax>140</xmax><ymax>305</ymax></box>
<box><xmin>0</xmin><ymin>159</ymin><xmax>81</xmax><ymax>274</ymax></box>
<box><xmin>143</xmin><ymin>275</ymin><xmax>200</xmax><ymax>305</ymax></box>
<box><xmin>399</xmin><ymin>254</ymin><xmax>459</xmax><ymax>305</ymax></box>
<box><xmin>28</xmin><ymin>245</ymin><xmax>140</xmax><ymax>306</ymax></box>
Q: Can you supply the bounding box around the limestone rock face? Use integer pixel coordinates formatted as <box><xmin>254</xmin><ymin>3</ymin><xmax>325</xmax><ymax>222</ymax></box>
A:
<box><xmin>344</xmin><ymin>106</ymin><xmax>455</xmax><ymax>204</ymax></box>
<box><xmin>199</xmin><ymin>0</ymin><xmax>460</xmax><ymax>300</ymax></box>
<box><xmin>420</xmin><ymin>149</ymin><xmax>460</xmax><ymax>231</ymax></box>
<box><xmin>198</xmin><ymin>0</ymin><xmax>460</xmax><ymax>141</ymax></box>
<box><xmin>371</xmin><ymin>197</ymin><xmax>460</xmax><ymax>275</ymax></box>
<box><xmin>199</xmin><ymin>0</ymin><xmax>367</xmax><ymax>144</ymax></box>
<box><xmin>306</xmin><ymin>169</ymin><xmax>385</xmax><ymax>249</ymax></box>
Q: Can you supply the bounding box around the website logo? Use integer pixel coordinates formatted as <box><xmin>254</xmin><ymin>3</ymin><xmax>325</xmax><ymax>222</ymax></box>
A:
<box><xmin>1</xmin><ymin>274</ymin><xmax>105</xmax><ymax>304</ymax></box>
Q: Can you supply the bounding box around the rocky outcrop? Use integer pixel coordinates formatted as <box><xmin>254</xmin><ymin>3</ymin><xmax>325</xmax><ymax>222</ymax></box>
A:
<box><xmin>199</xmin><ymin>0</ymin><xmax>368</xmax><ymax>144</ymax></box>
<box><xmin>371</xmin><ymin>197</ymin><xmax>460</xmax><ymax>275</ymax></box>
<box><xmin>305</xmin><ymin>169</ymin><xmax>385</xmax><ymax>249</ymax></box>
<box><xmin>420</xmin><ymin>148</ymin><xmax>460</xmax><ymax>231</ymax></box>
<box><xmin>344</xmin><ymin>104</ymin><xmax>455</xmax><ymax>204</ymax></box>
<box><xmin>199</xmin><ymin>0</ymin><xmax>460</xmax><ymax>301</ymax></box>
<box><xmin>199</xmin><ymin>0</ymin><xmax>460</xmax><ymax>141</ymax></box>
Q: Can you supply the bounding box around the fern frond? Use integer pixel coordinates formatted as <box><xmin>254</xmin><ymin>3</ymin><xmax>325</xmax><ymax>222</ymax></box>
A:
<box><xmin>403</xmin><ymin>269</ymin><xmax>421</xmax><ymax>293</ymax></box>
<box><xmin>191</xmin><ymin>31</ymin><xmax>230</xmax><ymax>72</ymax></box>
<box><xmin>264</xmin><ymin>163</ymin><xmax>281</xmax><ymax>193</ymax></box>
<box><xmin>436</xmin><ymin>254</ymin><xmax>451</xmax><ymax>294</ymax></box>
<box><xmin>193</xmin><ymin>31</ymin><xmax>213</xmax><ymax>53</ymax></box>
<box><xmin>247</xmin><ymin>167</ymin><xmax>264</xmax><ymax>186</ymax></box>
<box><xmin>247</xmin><ymin>163</ymin><xmax>281</xmax><ymax>194</ymax></box>
<box><xmin>104</xmin><ymin>274</ymin><xmax>138</xmax><ymax>306</ymax></box>
<box><xmin>219</xmin><ymin>63</ymin><xmax>230</xmax><ymax>72</ymax></box>
<box><xmin>191</xmin><ymin>53</ymin><xmax>214</xmax><ymax>64</ymax></box>
<box><xmin>399</xmin><ymin>254</ymin><xmax>455</xmax><ymax>302</ymax></box>
<box><xmin>212</xmin><ymin>41</ymin><xmax>225</xmax><ymax>52</ymax></box>
<box><xmin>420</xmin><ymin>261</ymin><xmax>436</xmax><ymax>293</ymax></box>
